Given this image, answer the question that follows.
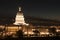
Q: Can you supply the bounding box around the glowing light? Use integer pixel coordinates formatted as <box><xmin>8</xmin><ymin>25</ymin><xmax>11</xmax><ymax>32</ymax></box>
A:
<box><xmin>40</xmin><ymin>32</ymin><xmax>49</xmax><ymax>35</ymax></box>
<box><xmin>24</xmin><ymin>32</ymin><xmax>27</xmax><ymax>34</ymax></box>
<box><xmin>24</xmin><ymin>32</ymin><xmax>34</xmax><ymax>34</ymax></box>
<box><xmin>56</xmin><ymin>29</ymin><xmax>60</xmax><ymax>32</ymax></box>
<box><xmin>6</xmin><ymin>27</ymin><xmax>20</xmax><ymax>32</ymax></box>
<box><xmin>19</xmin><ymin>7</ymin><xmax>21</xmax><ymax>11</ymax></box>
<box><xmin>28</xmin><ymin>32</ymin><xmax>34</xmax><ymax>34</ymax></box>
<box><xmin>23</xmin><ymin>23</ymin><xmax>29</xmax><ymax>26</ymax></box>
<box><xmin>32</xmin><ymin>29</ymin><xmax>36</xmax><ymax>31</ymax></box>
<box><xmin>0</xmin><ymin>25</ymin><xmax>5</xmax><ymax>29</ymax></box>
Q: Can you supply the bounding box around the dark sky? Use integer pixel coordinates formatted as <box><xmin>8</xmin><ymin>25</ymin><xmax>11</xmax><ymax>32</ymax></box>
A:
<box><xmin>0</xmin><ymin>0</ymin><xmax>60</xmax><ymax>21</ymax></box>
<box><xmin>22</xmin><ymin>0</ymin><xmax>60</xmax><ymax>21</ymax></box>
<box><xmin>0</xmin><ymin>0</ymin><xmax>18</xmax><ymax>18</ymax></box>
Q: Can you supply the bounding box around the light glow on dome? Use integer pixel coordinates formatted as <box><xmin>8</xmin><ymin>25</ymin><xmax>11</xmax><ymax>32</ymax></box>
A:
<box><xmin>13</xmin><ymin>7</ymin><xmax>29</xmax><ymax>26</ymax></box>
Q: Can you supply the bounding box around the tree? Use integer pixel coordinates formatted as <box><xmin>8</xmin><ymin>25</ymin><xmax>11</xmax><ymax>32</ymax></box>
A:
<box><xmin>48</xmin><ymin>27</ymin><xmax>56</xmax><ymax>35</ymax></box>
<box><xmin>16</xmin><ymin>30</ymin><xmax>23</xmax><ymax>38</ymax></box>
<box><xmin>33</xmin><ymin>29</ymin><xmax>39</xmax><ymax>36</ymax></box>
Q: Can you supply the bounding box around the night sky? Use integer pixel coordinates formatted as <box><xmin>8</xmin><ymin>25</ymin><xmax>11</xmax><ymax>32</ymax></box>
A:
<box><xmin>0</xmin><ymin>0</ymin><xmax>18</xmax><ymax>18</ymax></box>
<box><xmin>0</xmin><ymin>0</ymin><xmax>60</xmax><ymax>21</ymax></box>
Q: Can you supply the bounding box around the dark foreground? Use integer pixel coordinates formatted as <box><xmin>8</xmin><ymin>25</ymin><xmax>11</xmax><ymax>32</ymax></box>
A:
<box><xmin>0</xmin><ymin>37</ymin><xmax>60</xmax><ymax>40</ymax></box>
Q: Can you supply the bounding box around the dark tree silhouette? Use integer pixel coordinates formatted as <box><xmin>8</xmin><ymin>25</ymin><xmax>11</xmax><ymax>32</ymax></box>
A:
<box><xmin>33</xmin><ymin>29</ymin><xmax>39</xmax><ymax>36</ymax></box>
<box><xmin>16</xmin><ymin>30</ymin><xmax>23</xmax><ymax>38</ymax></box>
<box><xmin>48</xmin><ymin>27</ymin><xmax>56</xmax><ymax>36</ymax></box>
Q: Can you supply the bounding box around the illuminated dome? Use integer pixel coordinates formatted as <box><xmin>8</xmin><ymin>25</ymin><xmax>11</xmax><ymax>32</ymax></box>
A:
<box><xmin>13</xmin><ymin>7</ymin><xmax>29</xmax><ymax>25</ymax></box>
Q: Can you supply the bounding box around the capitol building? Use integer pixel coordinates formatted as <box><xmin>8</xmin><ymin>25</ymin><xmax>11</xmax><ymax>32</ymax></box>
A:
<box><xmin>0</xmin><ymin>7</ymin><xmax>60</xmax><ymax>38</ymax></box>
